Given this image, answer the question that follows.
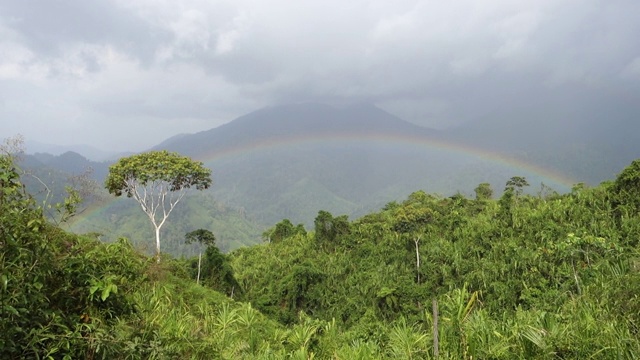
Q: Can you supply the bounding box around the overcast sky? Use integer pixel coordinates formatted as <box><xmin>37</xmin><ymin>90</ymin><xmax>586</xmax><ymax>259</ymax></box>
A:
<box><xmin>1</xmin><ymin>0</ymin><xmax>639</xmax><ymax>152</ymax></box>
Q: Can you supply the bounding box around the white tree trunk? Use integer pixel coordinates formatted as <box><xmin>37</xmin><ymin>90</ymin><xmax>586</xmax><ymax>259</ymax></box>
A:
<box><xmin>197</xmin><ymin>252</ymin><xmax>202</xmax><ymax>285</ymax></box>
<box><xmin>155</xmin><ymin>226</ymin><xmax>161</xmax><ymax>263</ymax></box>
<box><xmin>415</xmin><ymin>237</ymin><xmax>421</xmax><ymax>284</ymax></box>
<box><xmin>433</xmin><ymin>298</ymin><xmax>439</xmax><ymax>358</ymax></box>
<box><xmin>128</xmin><ymin>179</ymin><xmax>186</xmax><ymax>263</ymax></box>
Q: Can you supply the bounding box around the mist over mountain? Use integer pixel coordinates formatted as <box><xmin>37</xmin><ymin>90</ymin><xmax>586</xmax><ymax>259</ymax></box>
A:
<box><xmin>444</xmin><ymin>87</ymin><xmax>640</xmax><ymax>183</ymax></box>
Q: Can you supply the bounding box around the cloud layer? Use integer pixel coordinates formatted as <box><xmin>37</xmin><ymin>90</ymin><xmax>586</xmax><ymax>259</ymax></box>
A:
<box><xmin>1</xmin><ymin>0</ymin><xmax>638</xmax><ymax>151</ymax></box>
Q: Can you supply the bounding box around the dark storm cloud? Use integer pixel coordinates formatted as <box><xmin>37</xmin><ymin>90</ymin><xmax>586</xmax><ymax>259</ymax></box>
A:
<box><xmin>0</xmin><ymin>0</ymin><xmax>638</xmax><ymax>150</ymax></box>
<box><xmin>0</xmin><ymin>0</ymin><xmax>165</xmax><ymax>65</ymax></box>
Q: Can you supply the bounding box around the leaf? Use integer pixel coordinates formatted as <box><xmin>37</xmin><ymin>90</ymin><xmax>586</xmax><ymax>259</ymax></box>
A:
<box><xmin>101</xmin><ymin>284</ymin><xmax>118</xmax><ymax>301</ymax></box>
<box><xmin>89</xmin><ymin>285</ymin><xmax>100</xmax><ymax>296</ymax></box>
<box><xmin>101</xmin><ymin>286</ymin><xmax>111</xmax><ymax>301</ymax></box>
<box><xmin>3</xmin><ymin>305</ymin><xmax>19</xmax><ymax>316</ymax></box>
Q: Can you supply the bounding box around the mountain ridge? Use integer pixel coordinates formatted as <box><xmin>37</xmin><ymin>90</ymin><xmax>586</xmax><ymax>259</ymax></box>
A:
<box><xmin>25</xmin><ymin>140</ymin><xmax>122</xmax><ymax>161</ymax></box>
<box><xmin>156</xmin><ymin>102</ymin><xmax>437</xmax><ymax>158</ymax></box>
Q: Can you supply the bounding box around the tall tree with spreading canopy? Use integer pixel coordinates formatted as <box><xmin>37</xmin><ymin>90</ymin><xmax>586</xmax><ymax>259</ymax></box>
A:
<box><xmin>105</xmin><ymin>150</ymin><xmax>212</xmax><ymax>262</ymax></box>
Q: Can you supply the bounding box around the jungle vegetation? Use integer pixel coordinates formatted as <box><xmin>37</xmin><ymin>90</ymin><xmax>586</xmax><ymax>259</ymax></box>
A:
<box><xmin>2</xmin><ymin>143</ymin><xmax>640</xmax><ymax>358</ymax></box>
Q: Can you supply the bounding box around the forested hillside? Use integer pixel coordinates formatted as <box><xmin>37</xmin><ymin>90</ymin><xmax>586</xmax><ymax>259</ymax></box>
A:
<box><xmin>230</xmin><ymin>171</ymin><xmax>640</xmax><ymax>358</ymax></box>
<box><xmin>4</xmin><ymin>142</ymin><xmax>640</xmax><ymax>358</ymax></box>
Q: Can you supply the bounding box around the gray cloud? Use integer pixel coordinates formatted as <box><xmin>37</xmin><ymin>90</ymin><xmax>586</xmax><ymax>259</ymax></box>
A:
<box><xmin>0</xmin><ymin>0</ymin><xmax>638</xmax><ymax>151</ymax></box>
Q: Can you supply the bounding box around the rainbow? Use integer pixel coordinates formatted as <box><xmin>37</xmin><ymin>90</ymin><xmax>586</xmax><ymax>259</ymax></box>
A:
<box><xmin>71</xmin><ymin>132</ymin><xmax>578</xmax><ymax>230</ymax></box>
<box><xmin>196</xmin><ymin>132</ymin><xmax>577</xmax><ymax>189</ymax></box>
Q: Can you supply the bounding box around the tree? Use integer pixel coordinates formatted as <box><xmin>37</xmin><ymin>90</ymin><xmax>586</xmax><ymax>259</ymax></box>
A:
<box><xmin>263</xmin><ymin>219</ymin><xmax>298</xmax><ymax>243</ymax></box>
<box><xmin>185</xmin><ymin>228</ymin><xmax>216</xmax><ymax>246</ymax></box>
<box><xmin>505</xmin><ymin>176</ymin><xmax>529</xmax><ymax>196</ymax></box>
<box><xmin>1</xmin><ymin>135</ymin><xmax>84</xmax><ymax>224</ymax></box>
<box><xmin>314</xmin><ymin>210</ymin><xmax>350</xmax><ymax>250</ymax></box>
<box><xmin>105</xmin><ymin>150</ymin><xmax>211</xmax><ymax>262</ymax></box>
<box><xmin>613</xmin><ymin>160</ymin><xmax>640</xmax><ymax>205</ymax></box>
<box><xmin>184</xmin><ymin>228</ymin><xmax>239</xmax><ymax>296</ymax></box>
<box><xmin>392</xmin><ymin>201</ymin><xmax>433</xmax><ymax>284</ymax></box>
<box><xmin>500</xmin><ymin>176</ymin><xmax>530</xmax><ymax>225</ymax></box>
<box><xmin>185</xmin><ymin>229</ymin><xmax>216</xmax><ymax>285</ymax></box>
<box><xmin>474</xmin><ymin>183</ymin><xmax>493</xmax><ymax>201</ymax></box>
<box><xmin>200</xmin><ymin>242</ymin><xmax>240</xmax><ymax>297</ymax></box>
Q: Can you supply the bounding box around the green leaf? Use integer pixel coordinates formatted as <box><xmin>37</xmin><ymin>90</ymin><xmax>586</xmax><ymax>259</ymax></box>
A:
<box><xmin>3</xmin><ymin>305</ymin><xmax>19</xmax><ymax>316</ymax></box>
<box><xmin>101</xmin><ymin>284</ymin><xmax>117</xmax><ymax>301</ymax></box>
<box><xmin>89</xmin><ymin>285</ymin><xmax>100</xmax><ymax>296</ymax></box>
<box><xmin>101</xmin><ymin>287</ymin><xmax>111</xmax><ymax>301</ymax></box>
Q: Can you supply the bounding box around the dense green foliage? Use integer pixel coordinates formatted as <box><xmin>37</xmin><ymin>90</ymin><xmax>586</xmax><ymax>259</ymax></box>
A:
<box><xmin>230</xmin><ymin>167</ymin><xmax>640</xmax><ymax>358</ymax></box>
<box><xmin>1</xmin><ymin>153</ymin><xmax>148</xmax><ymax>358</ymax></box>
<box><xmin>4</xmin><ymin>146</ymin><xmax>640</xmax><ymax>358</ymax></box>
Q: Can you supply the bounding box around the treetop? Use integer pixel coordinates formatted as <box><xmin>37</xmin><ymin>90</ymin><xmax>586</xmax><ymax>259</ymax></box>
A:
<box><xmin>105</xmin><ymin>150</ymin><xmax>212</xmax><ymax>197</ymax></box>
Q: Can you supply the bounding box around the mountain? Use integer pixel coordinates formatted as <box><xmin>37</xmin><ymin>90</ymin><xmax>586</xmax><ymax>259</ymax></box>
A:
<box><xmin>157</xmin><ymin>102</ymin><xmax>435</xmax><ymax>156</ymax></box>
<box><xmin>15</xmin><ymin>152</ymin><xmax>111</xmax><ymax>225</ymax></box>
<box><xmin>154</xmin><ymin>133</ymin><xmax>191</xmax><ymax>149</ymax></box>
<box><xmin>156</xmin><ymin>103</ymin><xmax>452</xmax><ymax>225</ymax></box>
<box><xmin>155</xmin><ymin>102</ymin><xmax>576</xmax><ymax>227</ymax></box>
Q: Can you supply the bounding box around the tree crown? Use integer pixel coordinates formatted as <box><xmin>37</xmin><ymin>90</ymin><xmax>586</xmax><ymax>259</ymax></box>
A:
<box><xmin>105</xmin><ymin>150</ymin><xmax>212</xmax><ymax>197</ymax></box>
<box><xmin>185</xmin><ymin>229</ymin><xmax>216</xmax><ymax>246</ymax></box>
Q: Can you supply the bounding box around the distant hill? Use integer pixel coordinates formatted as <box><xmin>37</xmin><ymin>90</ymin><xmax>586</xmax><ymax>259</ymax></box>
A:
<box><xmin>25</xmin><ymin>140</ymin><xmax>122</xmax><ymax>161</ymax></box>
<box><xmin>23</xmin><ymin>151</ymin><xmax>110</xmax><ymax>181</ymax></box>
<box><xmin>70</xmin><ymin>193</ymin><xmax>264</xmax><ymax>255</ymax></box>
<box><xmin>154</xmin><ymin>133</ymin><xmax>191</xmax><ymax>149</ymax></box>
